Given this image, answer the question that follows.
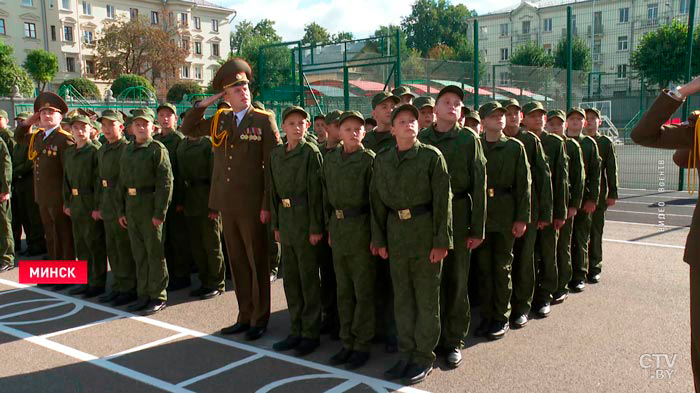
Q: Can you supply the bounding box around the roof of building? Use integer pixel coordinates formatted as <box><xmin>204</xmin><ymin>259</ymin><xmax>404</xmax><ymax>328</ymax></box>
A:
<box><xmin>481</xmin><ymin>0</ymin><xmax>588</xmax><ymax>17</ymax></box>
<box><xmin>190</xmin><ymin>0</ymin><xmax>235</xmax><ymax>13</ymax></box>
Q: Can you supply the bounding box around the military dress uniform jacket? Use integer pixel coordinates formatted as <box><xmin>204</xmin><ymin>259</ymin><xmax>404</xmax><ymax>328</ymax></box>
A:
<box><xmin>362</xmin><ymin>129</ymin><xmax>396</xmax><ymax>154</ymax></box>
<box><xmin>63</xmin><ymin>142</ymin><xmax>101</xmax><ymax>217</ymax></box>
<box><xmin>16</xmin><ymin>125</ymin><xmax>75</xmax><ymax>207</ymax></box>
<box><xmin>96</xmin><ymin>137</ymin><xmax>129</xmax><ymax>221</ymax></box>
<box><xmin>180</xmin><ymin>106</ymin><xmax>281</xmax><ymax>216</ymax></box>
<box><xmin>418</xmin><ymin>125</ymin><xmax>487</xmax><ymax>239</ymax></box>
<box><xmin>322</xmin><ymin>145</ymin><xmax>375</xmax><ymax>256</ymax></box>
<box><xmin>175</xmin><ymin>137</ymin><xmax>215</xmax><ymax>217</ymax></box>
<box><xmin>631</xmin><ymin>91</ymin><xmax>699</xmax><ymax>264</ymax></box>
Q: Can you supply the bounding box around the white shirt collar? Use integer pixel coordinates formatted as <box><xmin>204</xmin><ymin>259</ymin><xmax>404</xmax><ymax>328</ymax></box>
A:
<box><xmin>43</xmin><ymin>125</ymin><xmax>58</xmax><ymax>139</ymax></box>
<box><xmin>234</xmin><ymin>107</ymin><xmax>249</xmax><ymax>125</ymax></box>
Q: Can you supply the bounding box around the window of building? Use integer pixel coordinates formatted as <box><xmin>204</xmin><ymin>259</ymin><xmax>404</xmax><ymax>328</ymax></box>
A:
<box><xmin>571</xmin><ymin>14</ymin><xmax>577</xmax><ymax>31</ymax></box>
<box><xmin>499</xmin><ymin>72</ymin><xmax>510</xmax><ymax>85</ymax></box>
<box><xmin>543</xmin><ymin>18</ymin><xmax>552</xmax><ymax>32</ymax></box>
<box><xmin>106</xmin><ymin>5</ymin><xmax>115</xmax><ymax>18</ymax></box>
<box><xmin>522</xmin><ymin>21</ymin><xmax>530</xmax><ymax>34</ymax></box>
<box><xmin>82</xmin><ymin>1</ymin><xmax>91</xmax><ymax>15</ymax></box>
<box><xmin>543</xmin><ymin>43</ymin><xmax>552</xmax><ymax>55</ymax></box>
<box><xmin>619</xmin><ymin>7</ymin><xmax>629</xmax><ymax>23</ymax></box>
<box><xmin>83</xmin><ymin>31</ymin><xmax>93</xmax><ymax>44</ymax></box>
<box><xmin>64</xmin><ymin>26</ymin><xmax>73</xmax><ymax>41</ymax></box>
<box><xmin>648</xmin><ymin>3</ymin><xmax>659</xmax><ymax>21</ymax></box>
<box><xmin>181</xmin><ymin>65</ymin><xmax>189</xmax><ymax>78</ymax></box>
<box><xmin>500</xmin><ymin>23</ymin><xmax>508</xmax><ymax>36</ymax></box>
<box><xmin>24</xmin><ymin>22</ymin><xmax>36</xmax><ymax>39</ymax></box>
<box><xmin>212</xmin><ymin>19</ymin><xmax>218</xmax><ymax>32</ymax></box>
<box><xmin>51</xmin><ymin>26</ymin><xmax>56</xmax><ymax>41</ymax></box>
<box><xmin>500</xmin><ymin>47</ymin><xmax>509</xmax><ymax>61</ymax></box>
<box><xmin>0</xmin><ymin>19</ymin><xmax>5</xmax><ymax>35</ymax></box>
<box><xmin>182</xmin><ymin>38</ymin><xmax>189</xmax><ymax>50</ymax></box>
<box><xmin>22</xmin><ymin>0</ymin><xmax>33</xmax><ymax>6</ymax></box>
<box><xmin>130</xmin><ymin>8</ymin><xmax>138</xmax><ymax>21</ymax></box>
<box><xmin>681</xmin><ymin>0</ymin><xmax>690</xmax><ymax>14</ymax></box>
<box><xmin>618</xmin><ymin>35</ymin><xmax>628</xmax><ymax>51</ymax></box>
<box><xmin>151</xmin><ymin>11</ymin><xmax>159</xmax><ymax>25</ymax></box>
<box><xmin>194</xmin><ymin>41</ymin><xmax>202</xmax><ymax>54</ymax></box>
<box><xmin>194</xmin><ymin>16</ymin><xmax>201</xmax><ymax>30</ymax></box>
<box><xmin>61</xmin><ymin>0</ymin><xmax>70</xmax><ymax>10</ymax></box>
<box><xmin>85</xmin><ymin>60</ymin><xmax>95</xmax><ymax>74</ymax></box>
<box><xmin>66</xmin><ymin>57</ymin><xmax>75</xmax><ymax>72</ymax></box>
<box><xmin>181</xmin><ymin>13</ymin><xmax>188</xmax><ymax>26</ymax></box>
<box><xmin>617</xmin><ymin>64</ymin><xmax>628</xmax><ymax>79</ymax></box>
<box><xmin>593</xmin><ymin>39</ymin><xmax>601</xmax><ymax>54</ymax></box>
<box><xmin>195</xmin><ymin>66</ymin><xmax>202</xmax><ymax>80</ymax></box>
<box><xmin>212</xmin><ymin>43</ymin><xmax>220</xmax><ymax>57</ymax></box>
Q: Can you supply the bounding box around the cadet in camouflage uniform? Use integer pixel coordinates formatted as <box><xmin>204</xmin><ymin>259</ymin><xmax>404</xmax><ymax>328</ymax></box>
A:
<box><xmin>392</xmin><ymin>86</ymin><xmax>416</xmax><ymax>105</ymax></box>
<box><xmin>176</xmin><ymin>134</ymin><xmax>225</xmax><ymax>299</ymax></box>
<box><xmin>63</xmin><ymin>115</ymin><xmax>107</xmax><ymax>297</ymax></box>
<box><xmin>564</xmin><ymin>108</ymin><xmax>601</xmax><ymax>293</ymax></box>
<box><xmin>476</xmin><ymin>102</ymin><xmax>531</xmax><ymax>340</ymax></box>
<box><xmin>522</xmin><ymin>102</ymin><xmax>568</xmax><ymax>318</ymax></box>
<box><xmin>270</xmin><ymin>106</ymin><xmax>324</xmax><ymax>357</ymax></box>
<box><xmin>323</xmin><ymin>111</ymin><xmax>376</xmax><ymax>370</ymax></box>
<box><xmin>418</xmin><ymin>86</ymin><xmax>486</xmax><ymax>368</ymax></box>
<box><xmin>363</xmin><ymin>91</ymin><xmax>400</xmax><ymax>353</ymax></box>
<box><xmin>415</xmin><ymin>96</ymin><xmax>436</xmax><ymax>129</ymax></box>
<box><xmin>117</xmin><ymin>109</ymin><xmax>173</xmax><ymax>315</ymax></box>
<box><xmin>463</xmin><ymin>108</ymin><xmax>481</xmax><ymax>134</ymax></box>
<box><xmin>0</xmin><ymin>111</ymin><xmax>13</xmax><ymax>271</ymax></box>
<box><xmin>584</xmin><ymin>108</ymin><xmax>618</xmax><ymax>283</ymax></box>
<box><xmin>501</xmin><ymin>99</ymin><xmax>552</xmax><ymax>329</ymax></box>
<box><xmin>546</xmin><ymin>110</ymin><xmax>585</xmax><ymax>304</ymax></box>
<box><xmin>372</xmin><ymin>104</ymin><xmax>452</xmax><ymax>385</ymax></box>
<box><xmin>155</xmin><ymin>103</ymin><xmax>192</xmax><ymax>291</ymax></box>
<box><xmin>313</xmin><ymin>115</ymin><xmax>327</xmax><ymax>144</ymax></box>
<box><xmin>95</xmin><ymin>110</ymin><xmax>138</xmax><ymax>306</ymax></box>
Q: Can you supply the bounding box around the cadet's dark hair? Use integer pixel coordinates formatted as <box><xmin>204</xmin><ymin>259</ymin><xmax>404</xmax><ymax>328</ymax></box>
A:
<box><xmin>313</xmin><ymin>115</ymin><xmax>325</xmax><ymax>121</ymax></box>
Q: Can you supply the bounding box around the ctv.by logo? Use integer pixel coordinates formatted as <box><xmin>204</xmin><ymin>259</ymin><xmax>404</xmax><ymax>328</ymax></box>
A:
<box><xmin>639</xmin><ymin>353</ymin><xmax>677</xmax><ymax>380</ymax></box>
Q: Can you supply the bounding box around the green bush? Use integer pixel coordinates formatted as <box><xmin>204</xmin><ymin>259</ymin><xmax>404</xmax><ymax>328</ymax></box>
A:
<box><xmin>166</xmin><ymin>81</ymin><xmax>203</xmax><ymax>103</ymax></box>
<box><xmin>59</xmin><ymin>78</ymin><xmax>101</xmax><ymax>99</ymax></box>
<box><xmin>110</xmin><ymin>74</ymin><xmax>155</xmax><ymax>98</ymax></box>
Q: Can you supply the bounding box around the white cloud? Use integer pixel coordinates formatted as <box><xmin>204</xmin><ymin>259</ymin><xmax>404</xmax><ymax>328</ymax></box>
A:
<box><xmin>222</xmin><ymin>0</ymin><xmax>520</xmax><ymax>41</ymax></box>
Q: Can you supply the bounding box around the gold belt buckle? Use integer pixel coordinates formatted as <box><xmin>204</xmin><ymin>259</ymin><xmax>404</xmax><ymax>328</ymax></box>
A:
<box><xmin>101</xmin><ymin>179</ymin><xmax>108</xmax><ymax>188</ymax></box>
<box><xmin>398</xmin><ymin>209</ymin><xmax>412</xmax><ymax>220</ymax></box>
<box><xmin>71</xmin><ymin>188</ymin><xmax>78</xmax><ymax>196</ymax></box>
<box><xmin>282</xmin><ymin>198</ymin><xmax>291</xmax><ymax>208</ymax></box>
<box><xmin>488</xmin><ymin>188</ymin><xmax>495</xmax><ymax>198</ymax></box>
<box><xmin>335</xmin><ymin>210</ymin><xmax>344</xmax><ymax>219</ymax></box>
<box><xmin>128</xmin><ymin>188</ymin><xmax>137</xmax><ymax>196</ymax></box>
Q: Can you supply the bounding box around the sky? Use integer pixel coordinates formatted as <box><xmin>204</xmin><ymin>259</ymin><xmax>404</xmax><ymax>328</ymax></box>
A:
<box><xmin>220</xmin><ymin>0</ymin><xmax>521</xmax><ymax>41</ymax></box>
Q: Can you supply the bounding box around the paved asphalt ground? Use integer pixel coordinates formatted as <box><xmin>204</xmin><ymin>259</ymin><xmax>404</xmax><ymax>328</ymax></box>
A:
<box><xmin>0</xmin><ymin>187</ymin><xmax>696</xmax><ymax>393</ymax></box>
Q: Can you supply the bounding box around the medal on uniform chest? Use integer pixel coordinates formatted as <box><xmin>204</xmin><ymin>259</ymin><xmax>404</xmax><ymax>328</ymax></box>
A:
<box><xmin>241</xmin><ymin>133</ymin><xmax>248</xmax><ymax>140</ymax></box>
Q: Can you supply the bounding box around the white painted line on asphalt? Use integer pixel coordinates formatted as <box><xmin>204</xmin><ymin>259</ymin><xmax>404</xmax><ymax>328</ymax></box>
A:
<box><xmin>256</xmin><ymin>374</ymin><xmax>347</xmax><ymax>393</ymax></box>
<box><xmin>0</xmin><ymin>300</ymin><xmax>69</xmax><ymax>321</ymax></box>
<box><xmin>0</xmin><ymin>279</ymin><xmax>425</xmax><ymax>393</ymax></box>
<box><xmin>603</xmin><ymin>238</ymin><xmax>686</xmax><ymax>249</ymax></box>
<box><xmin>0</xmin><ymin>288</ymin><xmax>27</xmax><ymax>296</ymax></box>
<box><xmin>606</xmin><ymin>220</ymin><xmax>689</xmax><ymax>228</ymax></box>
<box><xmin>607</xmin><ymin>209</ymin><xmax>693</xmax><ymax>218</ymax></box>
<box><xmin>104</xmin><ymin>332</ymin><xmax>189</xmax><ymax>360</ymax></box>
<box><xmin>325</xmin><ymin>380</ymin><xmax>361</xmax><ymax>392</ymax></box>
<box><xmin>618</xmin><ymin>193</ymin><xmax>697</xmax><ymax>200</ymax></box>
<box><xmin>176</xmin><ymin>353</ymin><xmax>264</xmax><ymax>388</ymax></box>
<box><xmin>41</xmin><ymin>315</ymin><xmax>123</xmax><ymax>339</ymax></box>
<box><xmin>616</xmin><ymin>200</ymin><xmax>695</xmax><ymax>207</ymax></box>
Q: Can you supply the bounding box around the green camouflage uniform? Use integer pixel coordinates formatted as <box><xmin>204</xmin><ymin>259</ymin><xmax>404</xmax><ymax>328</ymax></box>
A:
<box><xmin>322</xmin><ymin>144</ymin><xmax>376</xmax><ymax>352</ymax></box>
<box><xmin>589</xmin><ymin>134</ymin><xmax>618</xmax><ymax>277</ymax></box>
<box><xmin>63</xmin><ymin>140</ymin><xmax>106</xmax><ymax>288</ymax></box>
<box><xmin>370</xmin><ymin>140</ymin><xmax>452</xmax><ymax>366</ymax></box>
<box><xmin>269</xmin><ymin>138</ymin><xmax>324</xmax><ymax>339</ymax></box>
<box><xmin>176</xmin><ymin>137</ymin><xmax>225</xmax><ymax>291</ymax></box>
<box><xmin>0</xmin><ymin>136</ymin><xmax>13</xmax><ymax>267</ymax></box>
<box><xmin>318</xmin><ymin>141</ymin><xmax>339</xmax><ymax>335</ymax></box>
<box><xmin>97</xmin><ymin>136</ymin><xmax>136</xmax><ymax>295</ymax></box>
<box><xmin>117</xmin><ymin>138</ymin><xmax>173</xmax><ymax>302</ymax></box>
<box><xmin>478</xmin><ymin>134</ymin><xmax>531</xmax><ymax>323</ymax></box>
<box><xmin>362</xmin><ymin>129</ymin><xmax>396</xmax><ymax>154</ymax></box>
<box><xmin>418</xmin><ymin>125</ymin><xmax>486</xmax><ymax>349</ymax></box>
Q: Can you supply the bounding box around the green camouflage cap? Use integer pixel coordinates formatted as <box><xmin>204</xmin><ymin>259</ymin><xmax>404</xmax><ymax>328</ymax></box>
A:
<box><xmin>281</xmin><ymin>105</ymin><xmax>308</xmax><ymax>122</ymax></box>
<box><xmin>15</xmin><ymin>111</ymin><xmax>31</xmax><ymax>121</ymax></box>
<box><xmin>338</xmin><ymin>110</ymin><xmax>364</xmax><ymax>126</ymax></box>
<box><xmin>547</xmin><ymin>110</ymin><xmax>566</xmax><ymax>122</ymax></box>
<box><xmin>131</xmin><ymin>108</ymin><xmax>155</xmax><ymax>123</ymax></box>
<box><xmin>392</xmin><ymin>86</ymin><xmax>416</xmax><ymax>98</ymax></box>
<box><xmin>585</xmin><ymin>107</ymin><xmax>602</xmax><ymax>118</ymax></box>
<box><xmin>371</xmin><ymin>91</ymin><xmax>400</xmax><ymax>109</ymax></box>
<box><xmin>566</xmin><ymin>107</ymin><xmax>586</xmax><ymax>119</ymax></box>
<box><xmin>156</xmin><ymin>103</ymin><xmax>177</xmax><ymax>115</ymax></box>
<box><xmin>464</xmin><ymin>108</ymin><xmax>481</xmax><ymax>123</ymax></box>
<box><xmin>91</xmin><ymin>119</ymin><xmax>102</xmax><ymax>131</ymax></box>
<box><xmin>0</xmin><ymin>110</ymin><xmax>7</xmax><ymax>119</ymax></box>
<box><xmin>98</xmin><ymin>109</ymin><xmax>124</xmax><ymax>123</ymax></box>
<box><xmin>69</xmin><ymin>114</ymin><xmax>92</xmax><ymax>126</ymax></box>
<box><xmin>390</xmin><ymin>103</ymin><xmax>419</xmax><ymax>124</ymax></box>
<box><xmin>500</xmin><ymin>98</ymin><xmax>521</xmax><ymax>109</ymax></box>
<box><xmin>414</xmin><ymin>96</ymin><xmax>436</xmax><ymax>109</ymax></box>
<box><xmin>325</xmin><ymin>109</ymin><xmax>343</xmax><ymax>124</ymax></box>
<box><xmin>437</xmin><ymin>85</ymin><xmax>464</xmax><ymax>101</ymax></box>
<box><xmin>479</xmin><ymin>101</ymin><xmax>507</xmax><ymax>118</ymax></box>
<box><xmin>252</xmin><ymin>101</ymin><xmax>266</xmax><ymax>110</ymax></box>
<box><xmin>521</xmin><ymin>101</ymin><xmax>546</xmax><ymax>115</ymax></box>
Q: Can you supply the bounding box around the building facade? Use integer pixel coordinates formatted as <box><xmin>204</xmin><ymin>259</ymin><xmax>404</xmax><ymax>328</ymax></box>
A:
<box><xmin>0</xmin><ymin>0</ymin><xmax>234</xmax><ymax>95</ymax></box>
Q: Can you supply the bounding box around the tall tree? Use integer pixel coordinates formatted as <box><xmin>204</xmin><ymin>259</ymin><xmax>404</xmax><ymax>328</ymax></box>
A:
<box><xmin>401</xmin><ymin>0</ymin><xmax>476</xmax><ymax>56</ymax></box>
<box><xmin>553</xmin><ymin>35</ymin><xmax>592</xmax><ymax>72</ymax></box>
<box><xmin>631</xmin><ymin>21</ymin><xmax>693</xmax><ymax>89</ymax></box>
<box><xmin>371</xmin><ymin>25</ymin><xmax>408</xmax><ymax>57</ymax></box>
<box><xmin>0</xmin><ymin>40</ymin><xmax>33</xmax><ymax>97</ymax></box>
<box><xmin>302</xmin><ymin>22</ymin><xmax>331</xmax><ymax>46</ymax></box>
<box><xmin>332</xmin><ymin>31</ymin><xmax>354</xmax><ymax>43</ymax></box>
<box><xmin>230</xmin><ymin>19</ymin><xmax>282</xmax><ymax>54</ymax></box>
<box><xmin>23</xmin><ymin>49</ymin><xmax>58</xmax><ymax>91</ymax></box>
<box><xmin>510</xmin><ymin>41</ymin><xmax>554</xmax><ymax>67</ymax></box>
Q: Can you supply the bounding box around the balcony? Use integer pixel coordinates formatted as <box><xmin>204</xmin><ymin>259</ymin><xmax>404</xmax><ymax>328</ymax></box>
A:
<box><xmin>515</xmin><ymin>33</ymin><xmax>532</xmax><ymax>42</ymax></box>
<box><xmin>587</xmin><ymin>24</ymin><xmax>604</xmax><ymax>36</ymax></box>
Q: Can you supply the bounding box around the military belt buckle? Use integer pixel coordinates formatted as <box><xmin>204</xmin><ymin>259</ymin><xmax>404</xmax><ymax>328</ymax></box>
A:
<box><xmin>102</xmin><ymin>179</ymin><xmax>108</xmax><ymax>188</ymax></box>
<box><xmin>128</xmin><ymin>188</ymin><xmax>137</xmax><ymax>196</ymax></box>
<box><xmin>398</xmin><ymin>209</ymin><xmax>412</xmax><ymax>220</ymax></box>
<box><xmin>282</xmin><ymin>199</ymin><xmax>291</xmax><ymax>208</ymax></box>
<box><xmin>71</xmin><ymin>188</ymin><xmax>79</xmax><ymax>196</ymax></box>
<box><xmin>335</xmin><ymin>210</ymin><xmax>344</xmax><ymax>220</ymax></box>
<box><xmin>488</xmin><ymin>188</ymin><xmax>495</xmax><ymax>198</ymax></box>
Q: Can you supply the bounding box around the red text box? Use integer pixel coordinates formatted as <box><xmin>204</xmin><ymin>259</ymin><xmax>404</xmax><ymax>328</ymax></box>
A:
<box><xmin>18</xmin><ymin>261</ymin><xmax>88</xmax><ymax>284</ymax></box>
